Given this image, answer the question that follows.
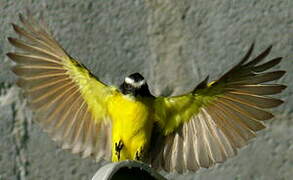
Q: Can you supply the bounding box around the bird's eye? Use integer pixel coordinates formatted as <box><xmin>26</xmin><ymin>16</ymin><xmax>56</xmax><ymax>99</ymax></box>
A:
<box><xmin>125</xmin><ymin>83</ymin><xmax>132</xmax><ymax>89</ymax></box>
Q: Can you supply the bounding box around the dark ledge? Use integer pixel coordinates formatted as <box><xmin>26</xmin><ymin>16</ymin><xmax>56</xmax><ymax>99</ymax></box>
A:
<box><xmin>91</xmin><ymin>160</ymin><xmax>166</xmax><ymax>180</ymax></box>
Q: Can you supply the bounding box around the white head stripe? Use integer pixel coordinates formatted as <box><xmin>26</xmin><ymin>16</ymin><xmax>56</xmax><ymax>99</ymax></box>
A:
<box><xmin>125</xmin><ymin>77</ymin><xmax>145</xmax><ymax>88</ymax></box>
<box><xmin>125</xmin><ymin>77</ymin><xmax>135</xmax><ymax>84</ymax></box>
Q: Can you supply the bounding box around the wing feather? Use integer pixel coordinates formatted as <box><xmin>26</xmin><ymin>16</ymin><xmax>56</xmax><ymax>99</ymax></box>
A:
<box><xmin>253</xmin><ymin>57</ymin><xmax>282</xmax><ymax>72</ymax></box>
<box><xmin>218</xmin><ymin>97</ymin><xmax>274</xmax><ymax>120</ymax></box>
<box><xmin>212</xmin><ymin>107</ymin><xmax>248</xmax><ymax>147</ymax></box>
<box><xmin>227</xmin><ymin>71</ymin><xmax>285</xmax><ymax>85</ymax></box>
<box><xmin>7</xmin><ymin>14</ymin><xmax>114</xmax><ymax>160</ymax></box>
<box><xmin>150</xmin><ymin>44</ymin><xmax>286</xmax><ymax>172</ymax></box>
<box><xmin>215</xmin><ymin>102</ymin><xmax>265</xmax><ymax>132</ymax></box>
<box><xmin>226</xmin><ymin>84</ymin><xmax>286</xmax><ymax>95</ymax></box>
<box><xmin>8</xmin><ymin>37</ymin><xmax>61</xmax><ymax>60</ymax></box>
<box><xmin>224</xmin><ymin>92</ymin><xmax>283</xmax><ymax>108</ymax></box>
<box><xmin>7</xmin><ymin>52</ymin><xmax>63</xmax><ymax>65</ymax></box>
<box><xmin>206</xmin><ymin>106</ymin><xmax>237</xmax><ymax>154</ymax></box>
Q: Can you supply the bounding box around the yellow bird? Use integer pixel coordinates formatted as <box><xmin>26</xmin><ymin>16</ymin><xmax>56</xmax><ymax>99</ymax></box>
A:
<box><xmin>7</xmin><ymin>14</ymin><xmax>286</xmax><ymax>173</ymax></box>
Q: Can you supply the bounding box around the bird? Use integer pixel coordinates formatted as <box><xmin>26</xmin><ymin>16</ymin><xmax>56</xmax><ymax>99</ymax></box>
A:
<box><xmin>7</xmin><ymin>13</ymin><xmax>286</xmax><ymax>173</ymax></box>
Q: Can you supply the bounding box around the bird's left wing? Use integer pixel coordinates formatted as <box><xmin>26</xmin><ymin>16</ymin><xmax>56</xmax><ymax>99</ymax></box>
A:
<box><xmin>7</xmin><ymin>14</ymin><xmax>116</xmax><ymax>160</ymax></box>
<box><xmin>150</xmin><ymin>44</ymin><xmax>286</xmax><ymax>172</ymax></box>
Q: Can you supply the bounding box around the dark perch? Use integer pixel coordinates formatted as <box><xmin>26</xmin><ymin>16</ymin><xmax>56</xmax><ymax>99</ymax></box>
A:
<box><xmin>92</xmin><ymin>160</ymin><xmax>166</xmax><ymax>180</ymax></box>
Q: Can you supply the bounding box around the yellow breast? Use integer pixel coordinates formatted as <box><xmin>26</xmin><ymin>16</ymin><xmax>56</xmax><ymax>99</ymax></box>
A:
<box><xmin>107</xmin><ymin>91</ymin><xmax>153</xmax><ymax>161</ymax></box>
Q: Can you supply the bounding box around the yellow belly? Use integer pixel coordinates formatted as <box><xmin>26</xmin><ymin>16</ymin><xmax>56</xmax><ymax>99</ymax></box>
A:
<box><xmin>107</xmin><ymin>92</ymin><xmax>153</xmax><ymax>162</ymax></box>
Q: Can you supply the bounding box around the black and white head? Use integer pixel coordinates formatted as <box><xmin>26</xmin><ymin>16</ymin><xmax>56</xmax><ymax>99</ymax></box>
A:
<box><xmin>119</xmin><ymin>73</ymin><xmax>152</xmax><ymax>97</ymax></box>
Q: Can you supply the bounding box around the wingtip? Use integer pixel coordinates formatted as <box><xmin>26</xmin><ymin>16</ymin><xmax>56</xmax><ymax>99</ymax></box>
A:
<box><xmin>250</xmin><ymin>42</ymin><xmax>255</xmax><ymax>50</ymax></box>
<box><xmin>253</xmin><ymin>57</ymin><xmax>283</xmax><ymax>72</ymax></box>
<box><xmin>275</xmin><ymin>57</ymin><xmax>283</xmax><ymax>61</ymax></box>
<box><xmin>204</xmin><ymin>75</ymin><xmax>209</xmax><ymax>82</ymax></box>
<box><xmin>11</xmin><ymin>23</ymin><xmax>19</xmax><ymax>32</ymax></box>
<box><xmin>263</xmin><ymin>44</ymin><xmax>273</xmax><ymax>57</ymax></box>
<box><xmin>6</xmin><ymin>52</ymin><xmax>13</xmax><ymax>59</ymax></box>
<box><xmin>245</xmin><ymin>43</ymin><xmax>274</xmax><ymax>67</ymax></box>
<box><xmin>11</xmin><ymin>65</ymin><xmax>18</xmax><ymax>75</ymax></box>
<box><xmin>274</xmin><ymin>70</ymin><xmax>286</xmax><ymax>79</ymax></box>
<box><xmin>274</xmin><ymin>70</ymin><xmax>287</xmax><ymax>81</ymax></box>
<box><xmin>281</xmin><ymin>84</ymin><xmax>287</xmax><ymax>90</ymax></box>
<box><xmin>261</xmin><ymin>44</ymin><xmax>272</xmax><ymax>55</ymax></box>
<box><xmin>7</xmin><ymin>37</ymin><xmax>17</xmax><ymax>45</ymax></box>
<box><xmin>269</xmin><ymin>57</ymin><xmax>283</xmax><ymax>66</ymax></box>
<box><xmin>265</xmin><ymin>44</ymin><xmax>273</xmax><ymax>54</ymax></box>
<box><xmin>239</xmin><ymin>42</ymin><xmax>255</xmax><ymax>65</ymax></box>
<box><xmin>7</xmin><ymin>37</ymin><xmax>13</xmax><ymax>43</ymax></box>
<box><xmin>278</xmin><ymin>99</ymin><xmax>285</xmax><ymax>105</ymax></box>
<box><xmin>279</xmin><ymin>70</ymin><xmax>286</xmax><ymax>76</ymax></box>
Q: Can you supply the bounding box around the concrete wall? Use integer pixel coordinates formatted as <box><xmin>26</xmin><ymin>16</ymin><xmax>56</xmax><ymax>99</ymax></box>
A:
<box><xmin>0</xmin><ymin>0</ymin><xmax>292</xmax><ymax>179</ymax></box>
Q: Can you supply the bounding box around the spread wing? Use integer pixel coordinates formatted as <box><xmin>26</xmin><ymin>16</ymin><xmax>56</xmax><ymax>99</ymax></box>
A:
<box><xmin>7</xmin><ymin>14</ymin><xmax>115</xmax><ymax>160</ymax></box>
<box><xmin>150</xmin><ymin>44</ymin><xmax>286</xmax><ymax>172</ymax></box>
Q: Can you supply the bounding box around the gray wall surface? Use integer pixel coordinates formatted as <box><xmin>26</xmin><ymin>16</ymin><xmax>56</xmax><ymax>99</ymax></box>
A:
<box><xmin>0</xmin><ymin>0</ymin><xmax>292</xmax><ymax>180</ymax></box>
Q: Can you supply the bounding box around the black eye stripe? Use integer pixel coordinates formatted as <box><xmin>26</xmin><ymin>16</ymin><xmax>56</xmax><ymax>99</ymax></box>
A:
<box><xmin>125</xmin><ymin>84</ymin><xmax>131</xmax><ymax>88</ymax></box>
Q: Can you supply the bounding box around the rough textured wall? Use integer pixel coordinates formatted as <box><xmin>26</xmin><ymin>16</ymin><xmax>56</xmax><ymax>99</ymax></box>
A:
<box><xmin>0</xmin><ymin>0</ymin><xmax>292</xmax><ymax>180</ymax></box>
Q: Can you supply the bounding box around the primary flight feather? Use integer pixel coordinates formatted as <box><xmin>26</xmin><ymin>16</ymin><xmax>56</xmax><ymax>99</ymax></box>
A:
<box><xmin>7</xmin><ymin>14</ymin><xmax>286</xmax><ymax>173</ymax></box>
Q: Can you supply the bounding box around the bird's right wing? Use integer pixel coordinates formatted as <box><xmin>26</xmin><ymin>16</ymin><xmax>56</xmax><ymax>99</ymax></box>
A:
<box><xmin>7</xmin><ymin>14</ymin><xmax>118</xmax><ymax>160</ymax></box>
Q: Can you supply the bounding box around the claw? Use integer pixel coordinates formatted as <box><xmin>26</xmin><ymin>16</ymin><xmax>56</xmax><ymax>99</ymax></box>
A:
<box><xmin>115</xmin><ymin>140</ymin><xmax>124</xmax><ymax>160</ymax></box>
<box><xmin>135</xmin><ymin>147</ymin><xmax>143</xmax><ymax>161</ymax></box>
